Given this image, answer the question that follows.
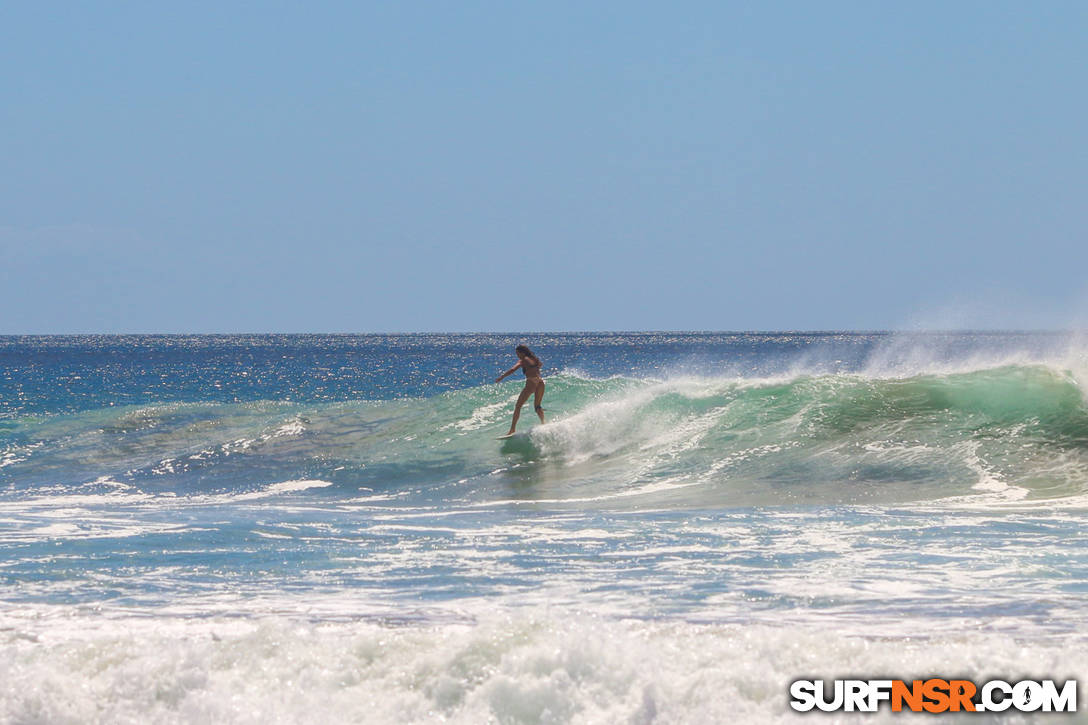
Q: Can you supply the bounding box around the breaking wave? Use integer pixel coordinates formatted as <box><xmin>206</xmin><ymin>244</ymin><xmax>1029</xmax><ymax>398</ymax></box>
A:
<box><xmin>3</xmin><ymin>362</ymin><xmax>1087</xmax><ymax>509</ymax></box>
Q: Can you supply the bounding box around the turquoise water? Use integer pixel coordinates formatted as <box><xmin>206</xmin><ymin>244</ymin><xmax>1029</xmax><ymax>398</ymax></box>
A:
<box><xmin>2</xmin><ymin>333</ymin><xmax>1087</xmax><ymax>722</ymax></box>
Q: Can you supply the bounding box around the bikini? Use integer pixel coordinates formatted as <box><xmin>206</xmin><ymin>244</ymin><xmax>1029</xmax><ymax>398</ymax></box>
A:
<box><xmin>522</xmin><ymin>359</ymin><xmax>544</xmax><ymax>411</ymax></box>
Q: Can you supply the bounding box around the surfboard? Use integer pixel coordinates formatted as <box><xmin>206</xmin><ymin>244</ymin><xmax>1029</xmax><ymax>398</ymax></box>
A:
<box><xmin>496</xmin><ymin>432</ymin><xmax>528</xmax><ymax>440</ymax></box>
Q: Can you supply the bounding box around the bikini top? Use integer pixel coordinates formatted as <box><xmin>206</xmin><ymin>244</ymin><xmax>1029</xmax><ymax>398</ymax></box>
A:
<box><xmin>521</xmin><ymin>358</ymin><xmax>542</xmax><ymax>378</ymax></box>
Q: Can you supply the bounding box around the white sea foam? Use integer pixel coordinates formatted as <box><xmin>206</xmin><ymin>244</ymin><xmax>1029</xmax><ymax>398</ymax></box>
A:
<box><xmin>0</xmin><ymin>442</ymin><xmax>41</xmax><ymax>469</ymax></box>
<box><xmin>530</xmin><ymin>378</ymin><xmax>731</xmax><ymax>466</ymax></box>
<box><xmin>0</xmin><ymin>605</ymin><xmax>1082</xmax><ymax>725</ymax></box>
<box><xmin>231</xmin><ymin>479</ymin><xmax>333</xmax><ymax>501</ymax></box>
<box><xmin>0</xmin><ymin>479</ymin><xmax>336</xmax><ymax>543</ymax></box>
<box><xmin>443</xmin><ymin>398</ymin><xmax>512</xmax><ymax>432</ymax></box>
<box><xmin>267</xmin><ymin>416</ymin><xmax>307</xmax><ymax>439</ymax></box>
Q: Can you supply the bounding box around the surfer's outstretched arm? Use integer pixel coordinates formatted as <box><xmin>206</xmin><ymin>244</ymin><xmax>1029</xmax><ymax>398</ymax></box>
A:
<box><xmin>495</xmin><ymin>361</ymin><xmax>522</xmax><ymax>383</ymax></box>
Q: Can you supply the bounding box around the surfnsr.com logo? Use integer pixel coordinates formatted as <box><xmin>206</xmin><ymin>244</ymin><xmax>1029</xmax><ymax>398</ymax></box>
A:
<box><xmin>789</xmin><ymin>679</ymin><xmax>1077</xmax><ymax>713</ymax></box>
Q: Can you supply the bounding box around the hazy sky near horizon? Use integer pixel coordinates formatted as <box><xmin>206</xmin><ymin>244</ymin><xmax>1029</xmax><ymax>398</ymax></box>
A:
<box><xmin>2</xmin><ymin>2</ymin><xmax>1087</xmax><ymax>333</ymax></box>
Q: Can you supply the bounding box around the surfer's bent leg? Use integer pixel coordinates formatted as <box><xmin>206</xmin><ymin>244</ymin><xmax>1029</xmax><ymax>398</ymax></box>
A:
<box><xmin>508</xmin><ymin>384</ymin><xmax>533</xmax><ymax>434</ymax></box>
<box><xmin>533</xmin><ymin>381</ymin><xmax>545</xmax><ymax>423</ymax></box>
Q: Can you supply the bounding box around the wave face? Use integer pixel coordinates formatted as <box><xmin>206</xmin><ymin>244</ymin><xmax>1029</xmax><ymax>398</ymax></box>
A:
<box><xmin>3</xmin><ymin>333</ymin><xmax>1088</xmax><ymax>723</ymax></box>
<box><xmin>5</xmin><ymin>363</ymin><xmax>1088</xmax><ymax>508</ymax></box>
<box><xmin>523</xmin><ymin>364</ymin><xmax>1088</xmax><ymax>506</ymax></box>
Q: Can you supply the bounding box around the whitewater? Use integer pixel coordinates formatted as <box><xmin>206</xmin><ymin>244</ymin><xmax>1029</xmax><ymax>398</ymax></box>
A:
<box><xmin>2</xmin><ymin>332</ymin><xmax>1087</xmax><ymax>723</ymax></box>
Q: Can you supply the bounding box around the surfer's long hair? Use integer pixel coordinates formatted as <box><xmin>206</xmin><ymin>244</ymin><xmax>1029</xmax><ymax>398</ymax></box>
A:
<box><xmin>515</xmin><ymin>344</ymin><xmax>540</xmax><ymax>366</ymax></box>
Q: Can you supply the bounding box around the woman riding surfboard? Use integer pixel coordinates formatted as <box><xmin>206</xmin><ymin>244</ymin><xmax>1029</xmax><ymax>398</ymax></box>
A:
<box><xmin>495</xmin><ymin>344</ymin><xmax>545</xmax><ymax>435</ymax></box>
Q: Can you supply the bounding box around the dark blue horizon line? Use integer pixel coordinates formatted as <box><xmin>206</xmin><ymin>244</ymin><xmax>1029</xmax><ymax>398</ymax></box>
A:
<box><xmin>0</xmin><ymin>329</ymin><xmax>1080</xmax><ymax>339</ymax></box>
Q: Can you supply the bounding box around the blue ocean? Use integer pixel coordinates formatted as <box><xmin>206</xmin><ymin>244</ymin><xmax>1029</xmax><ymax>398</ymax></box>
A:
<box><xmin>2</xmin><ymin>332</ymin><xmax>1087</xmax><ymax>723</ymax></box>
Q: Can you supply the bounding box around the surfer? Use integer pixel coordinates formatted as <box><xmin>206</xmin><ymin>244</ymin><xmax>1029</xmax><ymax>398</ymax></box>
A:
<box><xmin>495</xmin><ymin>344</ymin><xmax>545</xmax><ymax>435</ymax></box>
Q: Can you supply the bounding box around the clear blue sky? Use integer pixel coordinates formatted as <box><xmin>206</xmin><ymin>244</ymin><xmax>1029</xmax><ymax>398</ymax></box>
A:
<box><xmin>2</xmin><ymin>2</ymin><xmax>1086</xmax><ymax>333</ymax></box>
